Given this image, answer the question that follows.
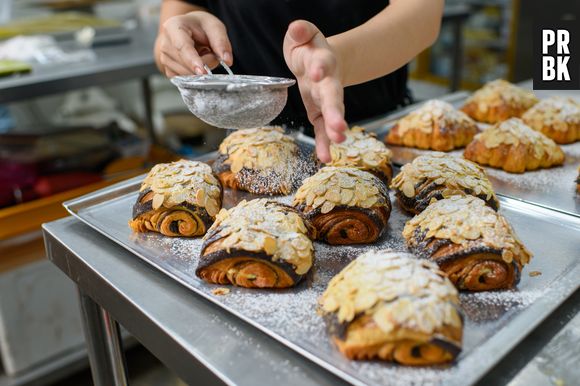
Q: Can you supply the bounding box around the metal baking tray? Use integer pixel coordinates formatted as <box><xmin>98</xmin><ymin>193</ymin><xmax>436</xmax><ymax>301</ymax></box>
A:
<box><xmin>361</xmin><ymin>92</ymin><xmax>580</xmax><ymax>218</ymax></box>
<box><xmin>63</xmin><ymin>150</ymin><xmax>580</xmax><ymax>386</ymax></box>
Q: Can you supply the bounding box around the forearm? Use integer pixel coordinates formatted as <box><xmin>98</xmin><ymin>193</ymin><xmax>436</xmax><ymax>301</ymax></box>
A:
<box><xmin>155</xmin><ymin>0</ymin><xmax>207</xmax><ymax>70</ymax></box>
<box><xmin>328</xmin><ymin>0</ymin><xmax>444</xmax><ymax>87</ymax></box>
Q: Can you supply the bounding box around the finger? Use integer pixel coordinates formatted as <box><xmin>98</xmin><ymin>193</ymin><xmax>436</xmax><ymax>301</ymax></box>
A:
<box><xmin>318</xmin><ymin>79</ymin><xmax>347</xmax><ymax>143</ymax></box>
<box><xmin>305</xmin><ymin>46</ymin><xmax>338</xmax><ymax>81</ymax></box>
<box><xmin>200</xmin><ymin>18</ymin><xmax>233</xmax><ymax>65</ymax></box>
<box><xmin>164</xmin><ymin>21</ymin><xmax>205</xmax><ymax>74</ymax></box>
<box><xmin>160</xmin><ymin>53</ymin><xmax>192</xmax><ymax>76</ymax></box>
<box><xmin>200</xmin><ymin>52</ymin><xmax>220</xmax><ymax>69</ymax></box>
<box><xmin>313</xmin><ymin>119</ymin><xmax>332</xmax><ymax>163</ymax></box>
<box><xmin>286</xmin><ymin>20</ymin><xmax>320</xmax><ymax>49</ymax></box>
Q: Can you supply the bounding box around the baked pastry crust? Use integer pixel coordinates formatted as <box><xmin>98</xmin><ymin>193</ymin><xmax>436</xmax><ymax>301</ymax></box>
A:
<box><xmin>521</xmin><ymin>96</ymin><xmax>580</xmax><ymax>144</ymax></box>
<box><xmin>386</xmin><ymin>99</ymin><xmax>478</xmax><ymax>151</ymax></box>
<box><xmin>464</xmin><ymin>118</ymin><xmax>565</xmax><ymax>173</ymax></box>
<box><xmin>320</xmin><ymin>250</ymin><xmax>462</xmax><ymax>365</ymax></box>
<box><xmin>461</xmin><ymin>79</ymin><xmax>538</xmax><ymax>123</ymax></box>
<box><xmin>293</xmin><ymin>167</ymin><xmax>391</xmax><ymax>245</ymax></box>
<box><xmin>328</xmin><ymin>126</ymin><xmax>393</xmax><ymax>184</ymax></box>
<box><xmin>212</xmin><ymin>126</ymin><xmax>303</xmax><ymax>195</ymax></box>
<box><xmin>577</xmin><ymin>166</ymin><xmax>580</xmax><ymax>194</ymax></box>
<box><xmin>129</xmin><ymin>160</ymin><xmax>222</xmax><ymax>237</ymax></box>
<box><xmin>403</xmin><ymin>196</ymin><xmax>532</xmax><ymax>291</ymax></box>
<box><xmin>391</xmin><ymin>152</ymin><xmax>499</xmax><ymax>214</ymax></box>
<box><xmin>197</xmin><ymin>199</ymin><xmax>315</xmax><ymax>288</ymax></box>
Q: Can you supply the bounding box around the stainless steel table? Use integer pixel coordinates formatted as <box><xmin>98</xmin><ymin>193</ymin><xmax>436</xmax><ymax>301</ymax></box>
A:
<box><xmin>42</xmin><ymin>217</ymin><xmax>580</xmax><ymax>386</ymax></box>
<box><xmin>0</xmin><ymin>27</ymin><xmax>159</xmax><ymax>142</ymax></box>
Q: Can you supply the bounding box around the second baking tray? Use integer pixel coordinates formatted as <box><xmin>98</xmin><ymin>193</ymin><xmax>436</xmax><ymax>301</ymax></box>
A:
<box><xmin>63</xmin><ymin>159</ymin><xmax>580</xmax><ymax>386</ymax></box>
<box><xmin>362</xmin><ymin>92</ymin><xmax>580</xmax><ymax>218</ymax></box>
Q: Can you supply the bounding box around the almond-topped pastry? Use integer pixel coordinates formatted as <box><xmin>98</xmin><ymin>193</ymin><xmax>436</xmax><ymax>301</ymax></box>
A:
<box><xmin>212</xmin><ymin>126</ymin><xmax>305</xmax><ymax>195</ymax></box>
<box><xmin>464</xmin><ymin>118</ymin><xmax>565</xmax><ymax>173</ymax></box>
<box><xmin>403</xmin><ymin>195</ymin><xmax>532</xmax><ymax>291</ymax></box>
<box><xmin>521</xmin><ymin>96</ymin><xmax>580</xmax><ymax>144</ymax></box>
<box><xmin>391</xmin><ymin>152</ymin><xmax>499</xmax><ymax>214</ymax></box>
<box><xmin>461</xmin><ymin>79</ymin><xmax>538</xmax><ymax>123</ymax></box>
<box><xmin>293</xmin><ymin>167</ymin><xmax>391</xmax><ymax>245</ymax></box>
<box><xmin>327</xmin><ymin>126</ymin><xmax>393</xmax><ymax>184</ymax></box>
<box><xmin>129</xmin><ymin>160</ymin><xmax>222</xmax><ymax>237</ymax></box>
<box><xmin>386</xmin><ymin>99</ymin><xmax>478</xmax><ymax>151</ymax></box>
<box><xmin>196</xmin><ymin>199</ymin><xmax>315</xmax><ymax>288</ymax></box>
<box><xmin>320</xmin><ymin>250</ymin><xmax>463</xmax><ymax>365</ymax></box>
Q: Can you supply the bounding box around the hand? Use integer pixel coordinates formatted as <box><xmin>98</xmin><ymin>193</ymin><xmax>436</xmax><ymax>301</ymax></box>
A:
<box><xmin>155</xmin><ymin>11</ymin><xmax>233</xmax><ymax>77</ymax></box>
<box><xmin>283</xmin><ymin>20</ymin><xmax>348</xmax><ymax>163</ymax></box>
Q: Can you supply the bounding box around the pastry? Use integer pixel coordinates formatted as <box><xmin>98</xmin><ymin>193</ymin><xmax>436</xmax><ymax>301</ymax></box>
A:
<box><xmin>196</xmin><ymin>199</ymin><xmax>315</xmax><ymax>288</ymax></box>
<box><xmin>403</xmin><ymin>195</ymin><xmax>532</xmax><ymax>291</ymax></box>
<box><xmin>390</xmin><ymin>152</ymin><xmax>499</xmax><ymax>214</ymax></box>
<box><xmin>461</xmin><ymin>79</ymin><xmax>538</xmax><ymax>123</ymax></box>
<box><xmin>386</xmin><ymin>99</ymin><xmax>478</xmax><ymax>151</ymax></box>
<box><xmin>129</xmin><ymin>160</ymin><xmax>222</xmax><ymax>237</ymax></box>
<box><xmin>521</xmin><ymin>96</ymin><xmax>580</xmax><ymax>144</ymax></box>
<box><xmin>320</xmin><ymin>250</ymin><xmax>462</xmax><ymax>365</ymax></box>
<box><xmin>328</xmin><ymin>126</ymin><xmax>393</xmax><ymax>184</ymax></box>
<box><xmin>577</xmin><ymin>166</ymin><xmax>580</xmax><ymax>194</ymax></box>
<box><xmin>293</xmin><ymin>167</ymin><xmax>391</xmax><ymax>245</ymax></box>
<box><xmin>212</xmin><ymin>126</ymin><xmax>304</xmax><ymax>195</ymax></box>
<box><xmin>464</xmin><ymin>118</ymin><xmax>565</xmax><ymax>173</ymax></box>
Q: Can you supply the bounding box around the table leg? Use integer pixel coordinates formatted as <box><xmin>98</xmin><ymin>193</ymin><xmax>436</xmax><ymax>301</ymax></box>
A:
<box><xmin>141</xmin><ymin>76</ymin><xmax>157</xmax><ymax>145</ymax></box>
<box><xmin>78</xmin><ymin>288</ymin><xmax>129</xmax><ymax>386</ymax></box>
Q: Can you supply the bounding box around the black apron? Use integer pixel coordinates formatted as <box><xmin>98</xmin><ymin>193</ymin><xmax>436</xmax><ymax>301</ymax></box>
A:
<box><xmin>184</xmin><ymin>0</ymin><xmax>411</xmax><ymax>133</ymax></box>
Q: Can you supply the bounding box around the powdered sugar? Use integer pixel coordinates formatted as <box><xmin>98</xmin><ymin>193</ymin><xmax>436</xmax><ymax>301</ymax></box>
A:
<box><xmin>78</xmin><ymin>162</ymin><xmax>580</xmax><ymax>386</ymax></box>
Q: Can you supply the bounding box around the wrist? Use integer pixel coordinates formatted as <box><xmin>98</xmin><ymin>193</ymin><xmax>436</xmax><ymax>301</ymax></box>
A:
<box><xmin>327</xmin><ymin>37</ymin><xmax>347</xmax><ymax>87</ymax></box>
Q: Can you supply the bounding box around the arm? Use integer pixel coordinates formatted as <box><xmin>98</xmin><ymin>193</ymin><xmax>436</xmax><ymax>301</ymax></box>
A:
<box><xmin>330</xmin><ymin>0</ymin><xmax>444</xmax><ymax>86</ymax></box>
<box><xmin>155</xmin><ymin>0</ymin><xmax>232</xmax><ymax>77</ymax></box>
<box><xmin>284</xmin><ymin>0</ymin><xmax>444</xmax><ymax>161</ymax></box>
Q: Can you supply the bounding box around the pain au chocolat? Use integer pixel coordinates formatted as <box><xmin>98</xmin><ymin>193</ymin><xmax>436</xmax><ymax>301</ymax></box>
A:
<box><xmin>320</xmin><ymin>250</ymin><xmax>463</xmax><ymax>365</ymax></box>
<box><xmin>196</xmin><ymin>199</ymin><xmax>315</xmax><ymax>289</ymax></box>
<box><xmin>386</xmin><ymin>99</ymin><xmax>478</xmax><ymax>151</ymax></box>
<box><xmin>403</xmin><ymin>195</ymin><xmax>532</xmax><ymax>291</ymax></box>
<box><xmin>390</xmin><ymin>152</ymin><xmax>499</xmax><ymax>214</ymax></box>
<box><xmin>129</xmin><ymin>160</ymin><xmax>222</xmax><ymax>237</ymax></box>
<box><xmin>461</xmin><ymin>79</ymin><xmax>538</xmax><ymax>124</ymax></box>
<box><xmin>521</xmin><ymin>96</ymin><xmax>580</xmax><ymax>144</ymax></box>
<box><xmin>212</xmin><ymin>126</ymin><xmax>302</xmax><ymax>195</ymax></box>
<box><xmin>293</xmin><ymin>167</ymin><xmax>391</xmax><ymax>245</ymax></box>
<box><xmin>464</xmin><ymin>118</ymin><xmax>565</xmax><ymax>173</ymax></box>
<box><xmin>327</xmin><ymin>126</ymin><xmax>393</xmax><ymax>184</ymax></box>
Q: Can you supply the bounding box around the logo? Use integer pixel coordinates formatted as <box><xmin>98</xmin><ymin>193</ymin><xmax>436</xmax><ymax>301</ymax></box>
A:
<box><xmin>534</xmin><ymin>21</ymin><xmax>579</xmax><ymax>90</ymax></box>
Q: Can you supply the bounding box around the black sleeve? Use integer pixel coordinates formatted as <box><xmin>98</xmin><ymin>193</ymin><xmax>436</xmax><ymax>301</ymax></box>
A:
<box><xmin>182</xmin><ymin>0</ymin><xmax>208</xmax><ymax>7</ymax></box>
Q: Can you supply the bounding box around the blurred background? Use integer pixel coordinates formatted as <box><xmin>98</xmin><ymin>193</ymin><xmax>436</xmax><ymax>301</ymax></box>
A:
<box><xmin>0</xmin><ymin>0</ymin><xmax>575</xmax><ymax>385</ymax></box>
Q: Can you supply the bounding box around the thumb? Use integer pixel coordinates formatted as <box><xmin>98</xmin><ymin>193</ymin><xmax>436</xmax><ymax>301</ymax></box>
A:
<box><xmin>285</xmin><ymin>20</ymin><xmax>321</xmax><ymax>49</ymax></box>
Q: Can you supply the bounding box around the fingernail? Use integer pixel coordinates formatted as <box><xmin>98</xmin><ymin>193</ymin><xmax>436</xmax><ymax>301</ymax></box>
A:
<box><xmin>194</xmin><ymin>66</ymin><xmax>204</xmax><ymax>75</ymax></box>
<box><xmin>222</xmin><ymin>52</ymin><xmax>232</xmax><ymax>64</ymax></box>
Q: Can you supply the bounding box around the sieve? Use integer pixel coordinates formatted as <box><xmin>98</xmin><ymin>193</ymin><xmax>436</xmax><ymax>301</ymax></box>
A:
<box><xmin>171</xmin><ymin>61</ymin><xmax>296</xmax><ymax>129</ymax></box>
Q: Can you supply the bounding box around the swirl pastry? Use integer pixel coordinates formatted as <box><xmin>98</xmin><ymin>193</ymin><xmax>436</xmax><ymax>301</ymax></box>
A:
<box><xmin>403</xmin><ymin>195</ymin><xmax>532</xmax><ymax>291</ymax></box>
<box><xmin>464</xmin><ymin>118</ymin><xmax>565</xmax><ymax>173</ymax></box>
<box><xmin>129</xmin><ymin>160</ymin><xmax>222</xmax><ymax>237</ymax></box>
<box><xmin>196</xmin><ymin>199</ymin><xmax>315</xmax><ymax>288</ymax></box>
<box><xmin>391</xmin><ymin>152</ymin><xmax>499</xmax><ymax>214</ymax></box>
<box><xmin>320</xmin><ymin>250</ymin><xmax>463</xmax><ymax>365</ymax></box>
<box><xmin>521</xmin><ymin>96</ymin><xmax>580</xmax><ymax>144</ymax></box>
<box><xmin>328</xmin><ymin>126</ymin><xmax>393</xmax><ymax>184</ymax></box>
<box><xmin>386</xmin><ymin>99</ymin><xmax>478</xmax><ymax>151</ymax></box>
<box><xmin>293</xmin><ymin>167</ymin><xmax>391</xmax><ymax>245</ymax></box>
<box><xmin>212</xmin><ymin>126</ymin><xmax>303</xmax><ymax>195</ymax></box>
<box><xmin>461</xmin><ymin>79</ymin><xmax>538</xmax><ymax>124</ymax></box>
